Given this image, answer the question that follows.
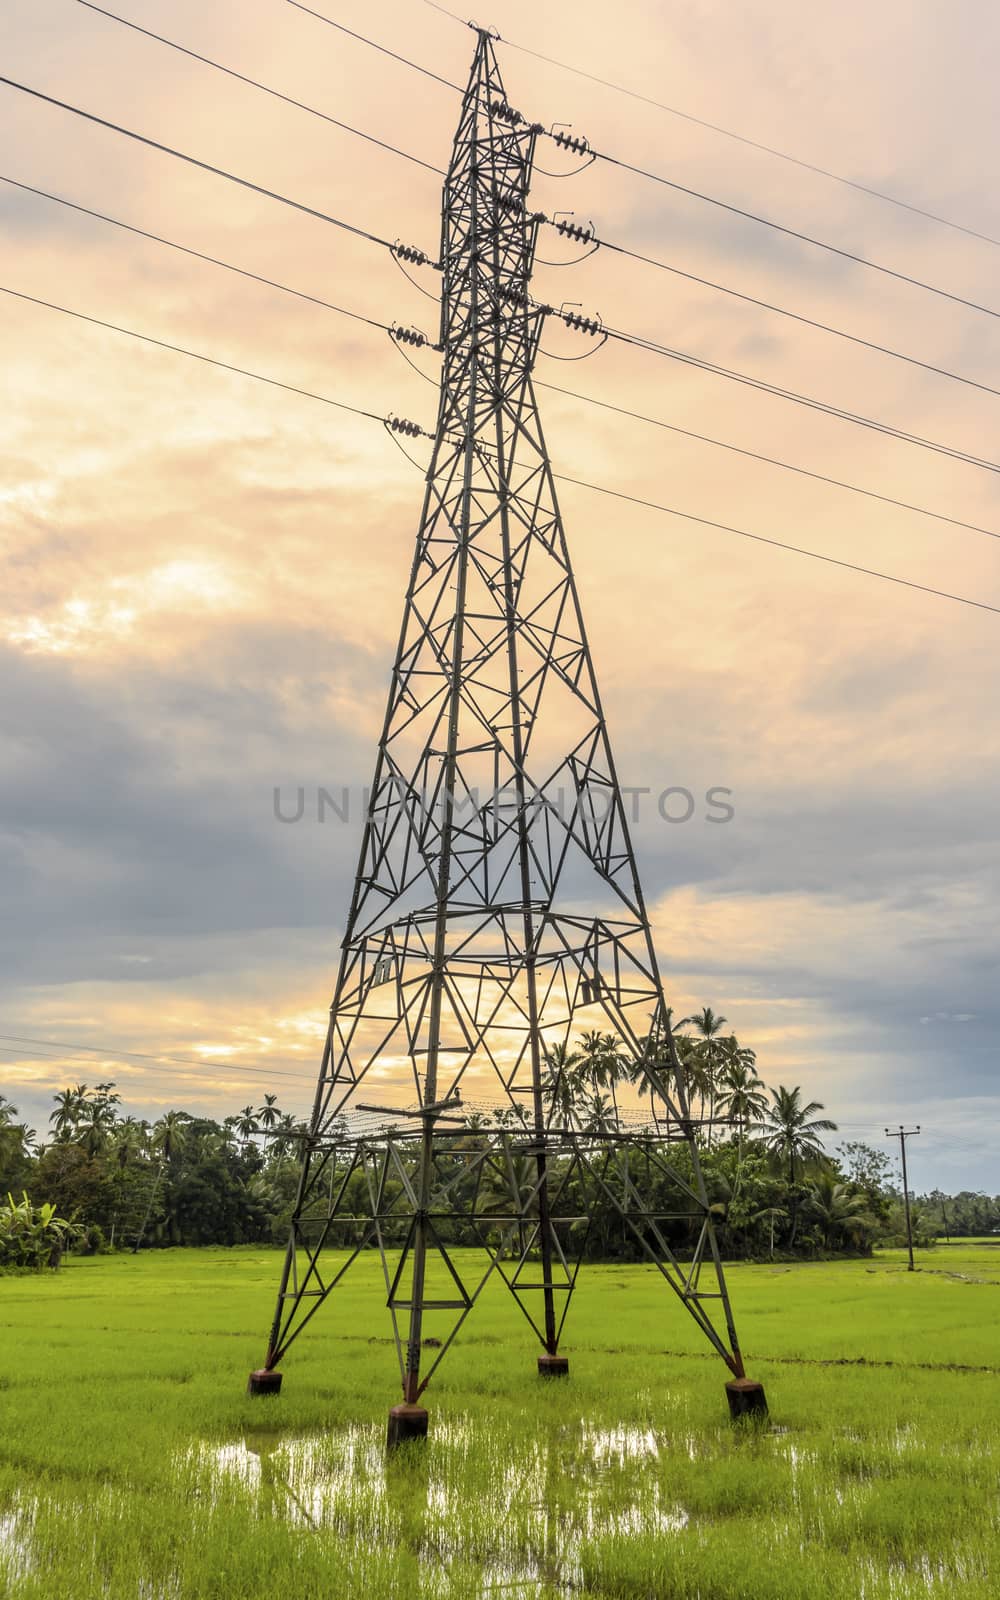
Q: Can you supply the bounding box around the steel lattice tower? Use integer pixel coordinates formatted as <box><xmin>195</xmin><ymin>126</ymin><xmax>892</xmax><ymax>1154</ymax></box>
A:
<box><xmin>248</xmin><ymin>30</ymin><xmax>766</xmax><ymax>1441</ymax></box>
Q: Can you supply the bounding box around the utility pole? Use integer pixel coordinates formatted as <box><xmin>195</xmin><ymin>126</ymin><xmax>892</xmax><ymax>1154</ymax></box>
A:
<box><xmin>886</xmin><ymin>1125</ymin><xmax>921</xmax><ymax>1270</ymax></box>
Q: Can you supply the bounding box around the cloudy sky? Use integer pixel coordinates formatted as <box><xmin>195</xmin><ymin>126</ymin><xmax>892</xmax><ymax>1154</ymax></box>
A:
<box><xmin>2</xmin><ymin>0</ymin><xmax>998</xmax><ymax>1189</ymax></box>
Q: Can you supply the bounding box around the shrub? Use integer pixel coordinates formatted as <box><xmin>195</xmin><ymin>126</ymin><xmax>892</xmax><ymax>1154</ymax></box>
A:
<box><xmin>0</xmin><ymin>1191</ymin><xmax>83</xmax><ymax>1271</ymax></box>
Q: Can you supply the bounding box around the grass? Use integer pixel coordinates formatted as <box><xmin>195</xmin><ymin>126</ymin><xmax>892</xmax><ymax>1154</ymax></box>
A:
<box><xmin>1</xmin><ymin>1244</ymin><xmax>998</xmax><ymax>1597</ymax></box>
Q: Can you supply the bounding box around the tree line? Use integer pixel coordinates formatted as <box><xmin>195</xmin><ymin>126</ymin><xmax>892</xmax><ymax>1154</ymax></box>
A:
<box><xmin>0</xmin><ymin>1007</ymin><xmax>994</xmax><ymax>1266</ymax></box>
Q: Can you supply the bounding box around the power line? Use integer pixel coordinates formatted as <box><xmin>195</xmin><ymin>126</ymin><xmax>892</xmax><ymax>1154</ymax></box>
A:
<box><xmin>0</xmin><ymin>176</ymin><xmax>391</xmax><ymax>333</ymax></box>
<box><xmin>286</xmin><ymin>0</ymin><xmax>462</xmax><ymax>92</ymax></box>
<box><xmin>416</xmin><ymin>0</ymin><xmax>468</xmax><ymax>21</ymax></box>
<box><xmin>585</xmin><ymin>143</ymin><xmax>1000</xmax><ymax>324</ymax></box>
<box><xmin>491</xmin><ymin>89</ymin><xmax>1000</xmax><ymax>321</ymax></box>
<box><xmin>414</xmin><ymin>0</ymin><xmax>1000</xmax><ymax>251</ymax></box>
<box><xmin>590</xmin><ymin>232</ymin><xmax>1000</xmax><ymax>401</ymax></box>
<box><xmin>75</xmin><ymin>1</ymin><xmax>445</xmax><ymax>176</ymax></box>
<box><xmin>0</xmin><ymin>1036</ymin><xmax>313</xmax><ymax>1100</ymax></box>
<box><xmin>5</xmin><ymin>280</ymin><xmax>996</xmax><ymax>617</ymax></box>
<box><xmin>599</xmin><ymin>319</ymin><xmax>1000</xmax><ymax>476</ymax></box>
<box><xmin>11</xmin><ymin>62</ymin><xmax>990</xmax><ymax>428</ymax></box>
<box><xmin>81</xmin><ymin>0</ymin><xmax>993</xmax><ymax>334</ymax></box>
<box><xmin>0</xmin><ymin>1037</ymin><xmax>317</xmax><ymax>1088</ymax></box>
<box><xmin>11</xmin><ymin>169</ymin><xmax>995</xmax><ymax>548</ymax></box>
<box><xmin>0</xmin><ymin>284</ymin><xmax>386</xmax><ymax>420</ymax></box>
<box><xmin>536</xmin><ymin>379</ymin><xmax>1000</xmax><ymax>545</ymax></box>
<box><xmin>550</xmin><ymin>472</ymin><xmax>1000</xmax><ymax>618</ymax></box>
<box><xmin>490</xmin><ymin>27</ymin><xmax>1000</xmax><ymax>252</ymax></box>
<box><xmin>0</xmin><ymin>76</ymin><xmax>417</xmax><ymax>259</ymax></box>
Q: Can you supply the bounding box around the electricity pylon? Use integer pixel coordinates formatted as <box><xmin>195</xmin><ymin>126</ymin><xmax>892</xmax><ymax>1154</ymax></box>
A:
<box><xmin>248</xmin><ymin>28</ymin><xmax>766</xmax><ymax>1442</ymax></box>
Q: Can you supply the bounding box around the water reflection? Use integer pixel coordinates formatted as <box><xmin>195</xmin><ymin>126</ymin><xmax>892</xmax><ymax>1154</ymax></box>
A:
<box><xmin>188</xmin><ymin>1417</ymin><xmax>686</xmax><ymax>1594</ymax></box>
<box><xmin>0</xmin><ymin>1496</ymin><xmax>35</xmax><ymax>1583</ymax></box>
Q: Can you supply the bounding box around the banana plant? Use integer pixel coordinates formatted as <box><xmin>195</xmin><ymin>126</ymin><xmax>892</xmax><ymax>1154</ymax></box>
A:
<box><xmin>0</xmin><ymin>1191</ymin><xmax>83</xmax><ymax>1270</ymax></box>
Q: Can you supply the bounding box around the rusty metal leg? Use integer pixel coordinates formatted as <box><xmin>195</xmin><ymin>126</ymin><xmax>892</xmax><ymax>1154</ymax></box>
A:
<box><xmin>725</xmin><ymin>1378</ymin><xmax>768</xmax><ymax>1420</ymax></box>
<box><xmin>247</xmin><ymin>1368</ymin><xmax>283</xmax><ymax>1396</ymax></box>
<box><xmin>387</xmin><ymin>1403</ymin><xmax>430</xmax><ymax>1449</ymax></box>
<box><xmin>537</xmin><ymin>1354</ymin><xmax>569</xmax><ymax>1377</ymax></box>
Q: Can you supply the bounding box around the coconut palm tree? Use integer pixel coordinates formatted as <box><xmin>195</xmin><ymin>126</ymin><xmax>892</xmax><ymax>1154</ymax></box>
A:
<box><xmin>629</xmin><ymin>1009</ymin><xmax>690</xmax><ymax>1128</ymax></box>
<box><xmin>81</xmin><ymin>1099</ymin><xmax>118</xmax><ymax>1159</ymax></box>
<box><xmin>716</xmin><ymin>1047</ymin><xmax>768</xmax><ymax>1141</ymax></box>
<box><xmin>763</xmin><ymin>1085</ymin><xmax>837</xmax><ymax>1184</ymax></box>
<box><xmin>752</xmin><ymin>1204</ymin><xmax>789</xmax><ymax>1260</ymax></box>
<box><xmin>576</xmin><ymin>1031</ymin><xmax>627</xmax><ymax>1119</ymax></box>
<box><xmin>112</xmin><ymin>1118</ymin><xmax>148</xmax><ymax>1169</ymax></box>
<box><xmin>150</xmin><ymin>1110</ymin><xmax>190</xmax><ymax>1163</ymax></box>
<box><xmin>805</xmin><ymin>1174</ymin><xmax>875</xmax><ymax>1252</ymax></box>
<box><xmin>683</xmin><ymin>1007</ymin><xmax>730</xmax><ymax>1141</ymax></box>
<box><xmin>257</xmin><ymin>1094</ymin><xmax>281</xmax><ymax>1136</ymax></box>
<box><xmin>132</xmin><ymin>1112</ymin><xmax>189</xmax><ymax>1254</ymax></box>
<box><xmin>0</xmin><ymin>1100</ymin><xmax>32</xmax><ymax>1177</ymax></box>
<box><xmin>234</xmin><ymin>1105</ymin><xmax>260</xmax><ymax>1147</ymax></box>
<box><xmin>541</xmin><ymin>1042</ymin><xmax>582</xmax><ymax>1125</ymax></box>
<box><xmin>50</xmin><ymin>1086</ymin><xmax>85</xmax><ymax>1140</ymax></box>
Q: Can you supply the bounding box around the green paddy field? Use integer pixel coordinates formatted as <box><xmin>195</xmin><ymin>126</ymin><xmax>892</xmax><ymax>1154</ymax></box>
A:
<box><xmin>1</xmin><ymin>1243</ymin><xmax>998</xmax><ymax>1598</ymax></box>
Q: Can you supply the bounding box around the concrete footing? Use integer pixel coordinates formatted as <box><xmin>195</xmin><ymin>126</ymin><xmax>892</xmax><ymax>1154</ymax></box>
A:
<box><xmin>247</xmin><ymin>1368</ymin><xmax>283</xmax><ymax>1397</ymax></box>
<box><xmin>537</xmin><ymin>1354</ymin><xmax>570</xmax><ymax>1377</ymax></box>
<box><xmin>387</xmin><ymin>1403</ymin><xmax>429</xmax><ymax>1449</ymax></box>
<box><xmin>725</xmin><ymin>1377</ymin><xmax>768</xmax><ymax>1420</ymax></box>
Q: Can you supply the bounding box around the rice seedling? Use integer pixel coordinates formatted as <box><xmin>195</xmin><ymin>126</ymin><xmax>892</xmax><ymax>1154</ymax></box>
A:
<box><xmin>1</xmin><ymin>1244</ymin><xmax>997</xmax><ymax>1597</ymax></box>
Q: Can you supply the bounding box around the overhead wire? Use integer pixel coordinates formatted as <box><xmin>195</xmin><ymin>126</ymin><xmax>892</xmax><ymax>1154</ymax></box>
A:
<box><xmin>9</xmin><ymin>170</ymin><xmax>996</xmax><ymax>546</ymax></box>
<box><xmin>74</xmin><ymin>1</ymin><xmax>446</xmax><ymax>176</ymax></box>
<box><xmin>534</xmin><ymin>378</ymin><xmax>1000</xmax><ymax>546</ymax></box>
<box><xmin>0</xmin><ymin>1034</ymin><xmax>319</xmax><ymax>1087</ymax></box>
<box><xmin>0</xmin><ymin>284</ymin><xmax>386</xmax><ymax>421</ymax></box>
<box><xmin>415</xmin><ymin>0</ymin><xmax>470</xmax><ymax>24</ymax></box>
<box><xmin>286</xmin><ymin>0</ymin><xmax>462</xmax><ymax>92</ymax></box>
<box><xmin>6</xmin><ymin>58</ymin><xmax>985</xmax><ymax>470</ymax></box>
<box><xmin>60</xmin><ymin>12</ymin><xmax>998</xmax><ymax>339</ymax></box>
<box><xmin>0</xmin><ymin>76</ymin><xmax>424</xmax><ymax>260</ymax></box>
<box><xmin>0</xmin><ymin>175</ymin><xmax>391</xmax><ymax>333</ymax></box>
<box><xmin>597</xmin><ymin>319</ymin><xmax>1000</xmax><ymax>476</ymax></box>
<box><xmin>580</xmin><ymin>144</ymin><xmax>1000</xmax><ymax>324</ymax></box>
<box><xmin>4</xmin><ymin>282</ymin><xmax>998</xmax><ymax>617</ymax></box>
<box><xmin>548</xmin><ymin>472</ymin><xmax>1000</xmax><ymax>617</ymax></box>
<box><xmin>38</xmin><ymin>23</ymin><xmax>1000</xmax><ymax>398</ymax></box>
<box><xmin>589</xmin><ymin>232</ymin><xmax>1000</xmax><ymax>400</ymax></box>
<box><xmin>413</xmin><ymin>0</ymin><xmax>1000</xmax><ymax>250</ymax></box>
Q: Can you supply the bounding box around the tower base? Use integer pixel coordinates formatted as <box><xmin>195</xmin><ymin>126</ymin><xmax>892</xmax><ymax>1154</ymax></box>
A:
<box><xmin>537</xmin><ymin>1354</ymin><xmax>569</xmax><ymax>1377</ymax></box>
<box><xmin>387</xmin><ymin>1403</ymin><xmax>429</xmax><ymax>1449</ymax></box>
<box><xmin>247</xmin><ymin>1368</ymin><xmax>283</xmax><ymax>1397</ymax></box>
<box><xmin>725</xmin><ymin>1377</ymin><xmax>767</xmax><ymax>1420</ymax></box>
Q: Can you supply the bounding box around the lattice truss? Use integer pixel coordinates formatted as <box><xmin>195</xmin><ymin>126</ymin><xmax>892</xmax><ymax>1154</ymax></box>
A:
<box><xmin>260</xmin><ymin>31</ymin><xmax>749</xmax><ymax>1401</ymax></box>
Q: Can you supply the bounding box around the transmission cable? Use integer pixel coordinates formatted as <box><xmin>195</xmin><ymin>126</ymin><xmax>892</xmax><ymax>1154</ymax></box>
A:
<box><xmin>0</xmin><ymin>176</ymin><xmax>391</xmax><ymax>332</ymax></box>
<box><xmin>100</xmin><ymin>0</ymin><xmax>996</xmax><ymax>382</ymax></box>
<box><xmin>75</xmin><ymin>1</ymin><xmax>445</xmax><ymax>176</ymax></box>
<box><xmin>0</xmin><ymin>284</ymin><xmax>385</xmax><ymax>420</ymax></box>
<box><xmin>415</xmin><ymin>0</ymin><xmax>1000</xmax><ymax>251</ymax></box>
<box><xmin>589</xmin><ymin>233</ymin><xmax>1000</xmax><ymax>400</ymax></box>
<box><xmin>0</xmin><ymin>1033</ymin><xmax>319</xmax><ymax>1087</ymax></box>
<box><xmin>583</xmin><ymin>145</ymin><xmax>1000</xmax><ymax>324</ymax></box>
<box><xmin>535</xmin><ymin>379</ymin><xmax>1000</xmax><ymax>545</ymax></box>
<box><xmin>0</xmin><ymin>76</ymin><xmax>426</xmax><ymax>261</ymax></box>
<box><xmin>493</xmin><ymin>90</ymin><xmax>1000</xmax><ymax>321</ymax></box>
<box><xmin>6</xmin><ymin>281</ymin><xmax>996</xmax><ymax>617</ymax></box>
<box><xmin>286</xmin><ymin>0</ymin><xmax>462</xmax><ymax>92</ymax></box>
<box><xmin>597</xmin><ymin>319</ymin><xmax>1000</xmax><ymax>476</ymax></box>
<box><xmin>548</xmin><ymin>474</ymin><xmax>1000</xmax><ymax>618</ymax></box>
<box><xmin>11</xmin><ymin>170</ymin><xmax>994</xmax><ymax>545</ymax></box>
